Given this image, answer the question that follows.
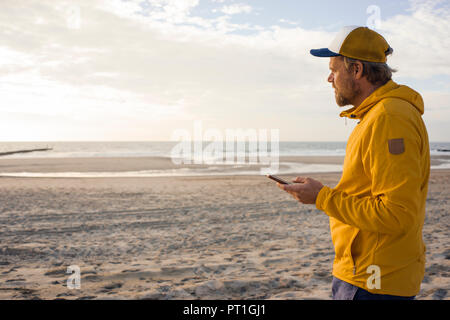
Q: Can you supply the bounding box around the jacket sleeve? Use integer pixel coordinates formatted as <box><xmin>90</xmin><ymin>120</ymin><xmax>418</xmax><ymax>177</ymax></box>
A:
<box><xmin>316</xmin><ymin>112</ymin><xmax>425</xmax><ymax>235</ymax></box>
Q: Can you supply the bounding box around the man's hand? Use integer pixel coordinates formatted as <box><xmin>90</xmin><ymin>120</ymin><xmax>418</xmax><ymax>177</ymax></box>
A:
<box><xmin>277</xmin><ymin>176</ymin><xmax>324</xmax><ymax>204</ymax></box>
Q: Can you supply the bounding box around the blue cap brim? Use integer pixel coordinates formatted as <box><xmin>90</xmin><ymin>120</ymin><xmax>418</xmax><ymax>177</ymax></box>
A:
<box><xmin>310</xmin><ymin>48</ymin><xmax>340</xmax><ymax>57</ymax></box>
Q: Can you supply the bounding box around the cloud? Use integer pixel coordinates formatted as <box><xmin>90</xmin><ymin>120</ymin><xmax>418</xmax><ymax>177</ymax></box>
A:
<box><xmin>279</xmin><ymin>19</ymin><xmax>300</xmax><ymax>26</ymax></box>
<box><xmin>0</xmin><ymin>0</ymin><xmax>448</xmax><ymax>141</ymax></box>
<box><xmin>219</xmin><ymin>4</ymin><xmax>252</xmax><ymax>15</ymax></box>
<box><xmin>379</xmin><ymin>0</ymin><xmax>450</xmax><ymax>78</ymax></box>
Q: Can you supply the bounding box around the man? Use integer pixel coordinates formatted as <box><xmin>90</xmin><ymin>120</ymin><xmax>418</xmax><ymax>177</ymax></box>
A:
<box><xmin>278</xmin><ymin>26</ymin><xmax>430</xmax><ymax>300</ymax></box>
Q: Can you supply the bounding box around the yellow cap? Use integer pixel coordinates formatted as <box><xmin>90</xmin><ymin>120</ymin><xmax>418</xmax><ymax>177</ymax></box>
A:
<box><xmin>310</xmin><ymin>26</ymin><xmax>392</xmax><ymax>63</ymax></box>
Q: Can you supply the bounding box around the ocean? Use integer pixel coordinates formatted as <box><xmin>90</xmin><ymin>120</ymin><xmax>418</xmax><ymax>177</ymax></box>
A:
<box><xmin>0</xmin><ymin>141</ymin><xmax>349</xmax><ymax>158</ymax></box>
<box><xmin>0</xmin><ymin>141</ymin><xmax>449</xmax><ymax>177</ymax></box>
<box><xmin>2</xmin><ymin>141</ymin><xmax>450</xmax><ymax>158</ymax></box>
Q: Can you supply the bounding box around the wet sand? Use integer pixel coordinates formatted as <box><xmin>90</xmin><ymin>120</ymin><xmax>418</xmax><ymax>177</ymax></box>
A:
<box><xmin>0</xmin><ymin>156</ymin><xmax>346</xmax><ymax>173</ymax></box>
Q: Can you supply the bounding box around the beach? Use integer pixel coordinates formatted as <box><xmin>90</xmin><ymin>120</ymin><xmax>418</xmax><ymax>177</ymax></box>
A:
<box><xmin>0</xmin><ymin>156</ymin><xmax>449</xmax><ymax>300</ymax></box>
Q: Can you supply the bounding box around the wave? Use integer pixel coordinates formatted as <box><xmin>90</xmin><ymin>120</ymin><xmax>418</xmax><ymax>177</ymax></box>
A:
<box><xmin>0</xmin><ymin>141</ymin><xmax>448</xmax><ymax>159</ymax></box>
<box><xmin>0</xmin><ymin>162</ymin><xmax>344</xmax><ymax>178</ymax></box>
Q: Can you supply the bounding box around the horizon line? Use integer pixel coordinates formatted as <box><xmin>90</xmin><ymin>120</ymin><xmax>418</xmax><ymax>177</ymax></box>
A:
<box><xmin>1</xmin><ymin>140</ymin><xmax>450</xmax><ymax>143</ymax></box>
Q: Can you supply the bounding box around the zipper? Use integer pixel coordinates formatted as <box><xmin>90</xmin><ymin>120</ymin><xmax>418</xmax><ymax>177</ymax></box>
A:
<box><xmin>349</xmin><ymin>229</ymin><xmax>360</xmax><ymax>275</ymax></box>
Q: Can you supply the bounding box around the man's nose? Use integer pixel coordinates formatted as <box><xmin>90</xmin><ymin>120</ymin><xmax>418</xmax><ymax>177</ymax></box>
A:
<box><xmin>327</xmin><ymin>73</ymin><xmax>333</xmax><ymax>83</ymax></box>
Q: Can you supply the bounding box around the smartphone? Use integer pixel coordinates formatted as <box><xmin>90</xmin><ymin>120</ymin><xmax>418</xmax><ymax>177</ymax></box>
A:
<box><xmin>266</xmin><ymin>174</ymin><xmax>291</xmax><ymax>185</ymax></box>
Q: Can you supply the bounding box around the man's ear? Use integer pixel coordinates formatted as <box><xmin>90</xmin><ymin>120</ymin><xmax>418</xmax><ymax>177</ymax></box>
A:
<box><xmin>353</xmin><ymin>61</ymin><xmax>364</xmax><ymax>79</ymax></box>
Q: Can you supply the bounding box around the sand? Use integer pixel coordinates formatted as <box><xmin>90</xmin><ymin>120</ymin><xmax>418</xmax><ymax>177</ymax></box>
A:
<box><xmin>0</xmin><ymin>157</ymin><xmax>448</xmax><ymax>300</ymax></box>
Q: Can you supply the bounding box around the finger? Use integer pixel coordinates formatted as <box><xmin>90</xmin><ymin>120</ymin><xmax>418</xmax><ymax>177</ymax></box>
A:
<box><xmin>293</xmin><ymin>176</ymin><xmax>307</xmax><ymax>183</ymax></box>
<box><xmin>276</xmin><ymin>183</ymin><xmax>286</xmax><ymax>191</ymax></box>
<box><xmin>282</xmin><ymin>184</ymin><xmax>304</xmax><ymax>192</ymax></box>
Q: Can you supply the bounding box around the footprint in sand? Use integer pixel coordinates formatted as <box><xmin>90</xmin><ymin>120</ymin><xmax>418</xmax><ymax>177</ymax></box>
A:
<box><xmin>44</xmin><ymin>268</ymin><xmax>67</xmax><ymax>277</ymax></box>
<box><xmin>77</xmin><ymin>296</ymin><xmax>97</xmax><ymax>300</ymax></box>
<box><xmin>121</xmin><ymin>269</ymin><xmax>141</xmax><ymax>273</ymax></box>
<box><xmin>2</xmin><ymin>267</ymin><xmax>18</xmax><ymax>274</ymax></box>
<box><xmin>6</xmin><ymin>278</ymin><xmax>26</xmax><ymax>282</ymax></box>
<box><xmin>103</xmin><ymin>283</ymin><xmax>123</xmax><ymax>290</ymax></box>
<box><xmin>432</xmin><ymin>288</ymin><xmax>447</xmax><ymax>300</ymax></box>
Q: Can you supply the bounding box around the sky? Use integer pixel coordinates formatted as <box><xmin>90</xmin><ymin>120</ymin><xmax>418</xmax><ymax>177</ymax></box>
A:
<box><xmin>0</xmin><ymin>0</ymin><xmax>449</xmax><ymax>141</ymax></box>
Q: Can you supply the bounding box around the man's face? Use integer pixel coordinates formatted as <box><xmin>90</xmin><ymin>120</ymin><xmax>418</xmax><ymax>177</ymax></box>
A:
<box><xmin>328</xmin><ymin>57</ymin><xmax>361</xmax><ymax>107</ymax></box>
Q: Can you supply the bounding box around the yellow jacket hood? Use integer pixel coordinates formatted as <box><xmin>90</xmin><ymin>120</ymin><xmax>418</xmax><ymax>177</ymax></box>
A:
<box><xmin>339</xmin><ymin>80</ymin><xmax>425</xmax><ymax>120</ymax></box>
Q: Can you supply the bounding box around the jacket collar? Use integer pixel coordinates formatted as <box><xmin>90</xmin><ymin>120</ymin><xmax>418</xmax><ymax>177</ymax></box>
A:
<box><xmin>339</xmin><ymin>80</ymin><xmax>399</xmax><ymax>120</ymax></box>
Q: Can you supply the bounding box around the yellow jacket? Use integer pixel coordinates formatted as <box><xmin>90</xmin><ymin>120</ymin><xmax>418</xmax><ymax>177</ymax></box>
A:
<box><xmin>316</xmin><ymin>80</ymin><xmax>430</xmax><ymax>297</ymax></box>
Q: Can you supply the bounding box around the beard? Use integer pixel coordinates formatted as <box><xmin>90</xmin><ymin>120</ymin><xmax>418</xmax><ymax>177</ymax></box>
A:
<box><xmin>334</xmin><ymin>78</ymin><xmax>362</xmax><ymax>107</ymax></box>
